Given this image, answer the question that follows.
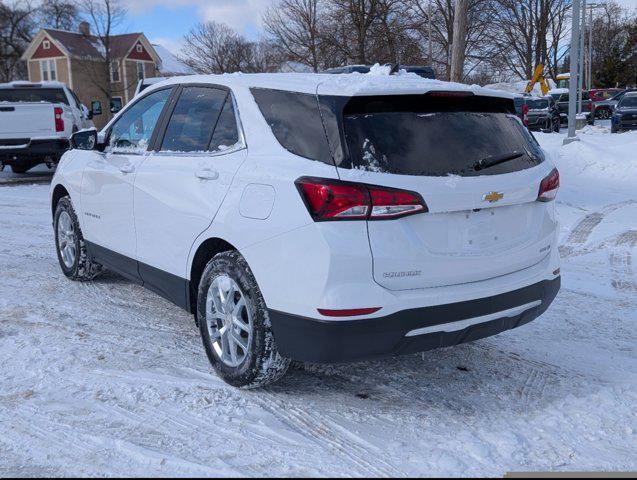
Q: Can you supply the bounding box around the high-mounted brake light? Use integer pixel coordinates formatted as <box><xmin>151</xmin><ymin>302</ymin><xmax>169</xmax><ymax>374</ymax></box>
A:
<box><xmin>295</xmin><ymin>177</ymin><xmax>428</xmax><ymax>221</ymax></box>
<box><xmin>425</xmin><ymin>90</ymin><xmax>474</xmax><ymax>98</ymax></box>
<box><xmin>538</xmin><ymin>168</ymin><xmax>559</xmax><ymax>202</ymax></box>
<box><xmin>54</xmin><ymin>106</ymin><xmax>64</xmax><ymax>132</ymax></box>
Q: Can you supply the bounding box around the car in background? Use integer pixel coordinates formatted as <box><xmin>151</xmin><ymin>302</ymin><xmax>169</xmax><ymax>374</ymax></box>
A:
<box><xmin>134</xmin><ymin>77</ymin><xmax>168</xmax><ymax>97</ymax></box>
<box><xmin>594</xmin><ymin>88</ymin><xmax>637</xmax><ymax>120</ymax></box>
<box><xmin>324</xmin><ymin>65</ymin><xmax>436</xmax><ymax>79</ymax></box>
<box><xmin>590</xmin><ymin>88</ymin><xmax>623</xmax><ymax>103</ymax></box>
<box><xmin>514</xmin><ymin>95</ymin><xmax>560</xmax><ymax>132</ymax></box>
<box><xmin>550</xmin><ymin>91</ymin><xmax>594</xmax><ymax>125</ymax></box>
<box><xmin>0</xmin><ymin>81</ymin><xmax>93</xmax><ymax>173</ymax></box>
<box><xmin>611</xmin><ymin>92</ymin><xmax>637</xmax><ymax>133</ymax></box>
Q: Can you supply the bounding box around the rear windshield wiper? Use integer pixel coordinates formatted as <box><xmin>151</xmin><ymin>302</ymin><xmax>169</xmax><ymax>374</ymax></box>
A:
<box><xmin>473</xmin><ymin>151</ymin><xmax>524</xmax><ymax>171</ymax></box>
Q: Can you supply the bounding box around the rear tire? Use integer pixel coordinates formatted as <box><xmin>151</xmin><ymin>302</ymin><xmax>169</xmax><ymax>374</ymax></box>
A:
<box><xmin>596</xmin><ymin>107</ymin><xmax>611</xmax><ymax>120</ymax></box>
<box><xmin>10</xmin><ymin>164</ymin><xmax>30</xmax><ymax>174</ymax></box>
<box><xmin>197</xmin><ymin>251</ymin><xmax>290</xmax><ymax>388</ymax></box>
<box><xmin>54</xmin><ymin>196</ymin><xmax>102</xmax><ymax>281</ymax></box>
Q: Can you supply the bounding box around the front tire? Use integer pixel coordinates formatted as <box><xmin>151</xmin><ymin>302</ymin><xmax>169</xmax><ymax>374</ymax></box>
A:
<box><xmin>10</xmin><ymin>164</ymin><xmax>31</xmax><ymax>174</ymax></box>
<box><xmin>197</xmin><ymin>251</ymin><xmax>290</xmax><ymax>388</ymax></box>
<box><xmin>54</xmin><ymin>196</ymin><xmax>102</xmax><ymax>281</ymax></box>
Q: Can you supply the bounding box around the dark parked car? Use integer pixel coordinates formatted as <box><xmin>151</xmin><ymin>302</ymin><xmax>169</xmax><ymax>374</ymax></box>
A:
<box><xmin>512</xmin><ymin>95</ymin><xmax>560</xmax><ymax>132</ymax></box>
<box><xmin>594</xmin><ymin>89</ymin><xmax>637</xmax><ymax>120</ymax></box>
<box><xmin>551</xmin><ymin>91</ymin><xmax>594</xmax><ymax>125</ymax></box>
<box><xmin>324</xmin><ymin>64</ymin><xmax>436</xmax><ymax>79</ymax></box>
<box><xmin>611</xmin><ymin>92</ymin><xmax>637</xmax><ymax>133</ymax></box>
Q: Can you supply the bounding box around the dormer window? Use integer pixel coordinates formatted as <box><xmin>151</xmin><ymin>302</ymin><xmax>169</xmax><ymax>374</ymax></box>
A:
<box><xmin>43</xmin><ymin>40</ymin><xmax>50</xmax><ymax>50</ymax></box>
<box><xmin>136</xmin><ymin>43</ymin><xmax>142</xmax><ymax>53</ymax></box>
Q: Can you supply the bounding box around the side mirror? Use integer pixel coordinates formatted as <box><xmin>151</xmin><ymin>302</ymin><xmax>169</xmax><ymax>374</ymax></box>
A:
<box><xmin>81</xmin><ymin>104</ymin><xmax>93</xmax><ymax>120</ymax></box>
<box><xmin>71</xmin><ymin>129</ymin><xmax>98</xmax><ymax>150</ymax></box>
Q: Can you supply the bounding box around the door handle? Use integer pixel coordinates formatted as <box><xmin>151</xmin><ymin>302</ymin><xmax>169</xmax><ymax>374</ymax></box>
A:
<box><xmin>195</xmin><ymin>169</ymin><xmax>219</xmax><ymax>180</ymax></box>
<box><xmin>119</xmin><ymin>163</ymin><xmax>135</xmax><ymax>174</ymax></box>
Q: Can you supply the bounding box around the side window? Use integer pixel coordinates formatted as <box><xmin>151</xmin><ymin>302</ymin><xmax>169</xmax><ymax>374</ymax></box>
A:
<box><xmin>209</xmin><ymin>96</ymin><xmax>239</xmax><ymax>151</ymax></box>
<box><xmin>160</xmin><ymin>86</ymin><xmax>226</xmax><ymax>152</ymax></box>
<box><xmin>109</xmin><ymin>88</ymin><xmax>171</xmax><ymax>153</ymax></box>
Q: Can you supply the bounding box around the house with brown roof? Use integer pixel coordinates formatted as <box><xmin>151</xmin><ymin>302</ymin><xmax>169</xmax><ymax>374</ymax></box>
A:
<box><xmin>21</xmin><ymin>22</ymin><xmax>162</xmax><ymax>128</ymax></box>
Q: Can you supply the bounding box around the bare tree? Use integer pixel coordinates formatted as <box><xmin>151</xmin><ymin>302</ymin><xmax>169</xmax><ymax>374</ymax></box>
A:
<box><xmin>0</xmin><ymin>0</ymin><xmax>37</xmax><ymax>82</ymax></box>
<box><xmin>40</xmin><ymin>0</ymin><xmax>78</xmax><ymax>31</ymax></box>
<box><xmin>180</xmin><ymin>21</ymin><xmax>260</xmax><ymax>74</ymax></box>
<box><xmin>489</xmin><ymin>0</ymin><xmax>572</xmax><ymax>81</ymax></box>
<box><xmin>77</xmin><ymin>0</ymin><xmax>127</xmax><ymax>119</ymax></box>
<box><xmin>263</xmin><ymin>0</ymin><xmax>325</xmax><ymax>72</ymax></box>
<box><xmin>326</xmin><ymin>0</ymin><xmax>381</xmax><ymax>64</ymax></box>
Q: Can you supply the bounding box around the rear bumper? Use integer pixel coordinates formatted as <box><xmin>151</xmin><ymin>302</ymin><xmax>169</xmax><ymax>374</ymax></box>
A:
<box><xmin>0</xmin><ymin>138</ymin><xmax>69</xmax><ymax>163</ymax></box>
<box><xmin>269</xmin><ymin>277</ymin><xmax>560</xmax><ymax>363</ymax></box>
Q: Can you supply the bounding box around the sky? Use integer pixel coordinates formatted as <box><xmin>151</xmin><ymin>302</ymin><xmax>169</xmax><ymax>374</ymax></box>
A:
<box><xmin>119</xmin><ymin>0</ymin><xmax>637</xmax><ymax>56</ymax></box>
<box><xmin>123</xmin><ymin>0</ymin><xmax>272</xmax><ymax>53</ymax></box>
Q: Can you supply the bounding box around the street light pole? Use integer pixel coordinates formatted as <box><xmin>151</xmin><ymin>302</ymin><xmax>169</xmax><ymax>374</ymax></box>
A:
<box><xmin>428</xmin><ymin>0</ymin><xmax>433</xmax><ymax>64</ymax></box>
<box><xmin>588</xmin><ymin>4</ymin><xmax>593</xmax><ymax>90</ymax></box>
<box><xmin>577</xmin><ymin>0</ymin><xmax>586</xmax><ymax>113</ymax></box>
<box><xmin>565</xmin><ymin>0</ymin><xmax>581</xmax><ymax>144</ymax></box>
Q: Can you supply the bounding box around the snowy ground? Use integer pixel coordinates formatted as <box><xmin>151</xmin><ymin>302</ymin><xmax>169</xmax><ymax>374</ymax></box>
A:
<box><xmin>0</xmin><ymin>126</ymin><xmax>636</xmax><ymax>476</ymax></box>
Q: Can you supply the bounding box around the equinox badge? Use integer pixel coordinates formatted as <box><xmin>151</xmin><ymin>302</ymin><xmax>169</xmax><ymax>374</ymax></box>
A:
<box><xmin>482</xmin><ymin>191</ymin><xmax>504</xmax><ymax>203</ymax></box>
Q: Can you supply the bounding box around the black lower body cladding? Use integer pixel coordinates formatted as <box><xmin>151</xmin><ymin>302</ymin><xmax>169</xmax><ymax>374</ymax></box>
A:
<box><xmin>269</xmin><ymin>277</ymin><xmax>560</xmax><ymax>363</ymax></box>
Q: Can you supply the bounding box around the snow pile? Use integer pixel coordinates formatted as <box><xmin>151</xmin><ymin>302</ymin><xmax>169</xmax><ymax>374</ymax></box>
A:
<box><xmin>367</xmin><ymin>63</ymin><xmax>392</xmax><ymax>76</ymax></box>
<box><xmin>484</xmin><ymin>78</ymin><xmax>556</xmax><ymax>97</ymax></box>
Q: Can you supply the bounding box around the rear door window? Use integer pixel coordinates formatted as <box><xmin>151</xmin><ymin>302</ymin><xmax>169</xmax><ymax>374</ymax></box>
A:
<box><xmin>209</xmin><ymin>96</ymin><xmax>239</xmax><ymax>151</ymax></box>
<box><xmin>161</xmin><ymin>86</ymin><xmax>227</xmax><ymax>152</ymax></box>
<box><xmin>251</xmin><ymin>88</ymin><xmax>334</xmax><ymax>165</ymax></box>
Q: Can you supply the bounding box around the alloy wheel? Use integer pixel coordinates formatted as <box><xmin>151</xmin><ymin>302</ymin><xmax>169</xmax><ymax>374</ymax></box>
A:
<box><xmin>205</xmin><ymin>275</ymin><xmax>252</xmax><ymax>367</ymax></box>
<box><xmin>57</xmin><ymin>211</ymin><xmax>77</xmax><ymax>268</ymax></box>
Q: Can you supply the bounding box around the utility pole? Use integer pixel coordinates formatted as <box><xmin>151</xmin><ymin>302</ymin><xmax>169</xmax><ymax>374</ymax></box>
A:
<box><xmin>428</xmin><ymin>0</ymin><xmax>433</xmax><ymax>64</ymax></box>
<box><xmin>450</xmin><ymin>0</ymin><xmax>467</xmax><ymax>82</ymax></box>
<box><xmin>588</xmin><ymin>4</ymin><xmax>593</xmax><ymax>90</ymax></box>
<box><xmin>577</xmin><ymin>0</ymin><xmax>586</xmax><ymax>113</ymax></box>
<box><xmin>565</xmin><ymin>0</ymin><xmax>581</xmax><ymax>144</ymax></box>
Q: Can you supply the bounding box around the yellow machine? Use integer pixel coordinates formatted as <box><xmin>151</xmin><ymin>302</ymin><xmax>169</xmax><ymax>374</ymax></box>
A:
<box><xmin>525</xmin><ymin>64</ymin><xmax>551</xmax><ymax>96</ymax></box>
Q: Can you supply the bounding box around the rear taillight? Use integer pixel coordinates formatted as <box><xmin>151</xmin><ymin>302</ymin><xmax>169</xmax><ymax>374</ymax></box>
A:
<box><xmin>522</xmin><ymin>104</ymin><xmax>529</xmax><ymax>126</ymax></box>
<box><xmin>538</xmin><ymin>168</ymin><xmax>559</xmax><ymax>202</ymax></box>
<box><xmin>296</xmin><ymin>177</ymin><xmax>428</xmax><ymax>221</ymax></box>
<box><xmin>54</xmin><ymin>107</ymin><xmax>64</xmax><ymax>132</ymax></box>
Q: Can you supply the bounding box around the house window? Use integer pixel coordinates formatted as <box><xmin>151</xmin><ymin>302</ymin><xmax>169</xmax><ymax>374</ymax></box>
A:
<box><xmin>43</xmin><ymin>40</ymin><xmax>50</xmax><ymax>50</ymax></box>
<box><xmin>110</xmin><ymin>60</ymin><xmax>120</xmax><ymax>82</ymax></box>
<box><xmin>40</xmin><ymin>59</ymin><xmax>57</xmax><ymax>81</ymax></box>
<box><xmin>110</xmin><ymin>97</ymin><xmax>123</xmax><ymax>113</ymax></box>
<box><xmin>136</xmin><ymin>61</ymin><xmax>145</xmax><ymax>81</ymax></box>
<box><xmin>136</xmin><ymin>43</ymin><xmax>143</xmax><ymax>53</ymax></box>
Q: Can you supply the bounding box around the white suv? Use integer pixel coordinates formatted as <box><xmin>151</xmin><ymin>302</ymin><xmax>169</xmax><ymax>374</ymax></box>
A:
<box><xmin>50</xmin><ymin>74</ymin><xmax>561</xmax><ymax>388</ymax></box>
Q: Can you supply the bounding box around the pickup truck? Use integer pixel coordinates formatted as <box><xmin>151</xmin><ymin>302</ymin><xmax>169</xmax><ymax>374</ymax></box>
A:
<box><xmin>0</xmin><ymin>81</ymin><xmax>93</xmax><ymax>173</ymax></box>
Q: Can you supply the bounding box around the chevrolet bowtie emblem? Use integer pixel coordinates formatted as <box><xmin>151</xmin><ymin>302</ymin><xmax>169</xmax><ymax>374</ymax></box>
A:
<box><xmin>482</xmin><ymin>191</ymin><xmax>504</xmax><ymax>203</ymax></box>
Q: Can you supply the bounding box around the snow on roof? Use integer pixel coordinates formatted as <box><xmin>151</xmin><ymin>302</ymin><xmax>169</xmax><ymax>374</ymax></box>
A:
<box><xmin>152</xmin><ymin>71</ymin><xmax>514</xmax><ymax>99</ymax></box>
<box><xmin>152</xmin><ymin>44</ymin><xmax>194</xmax><ymax>75</ymax></box>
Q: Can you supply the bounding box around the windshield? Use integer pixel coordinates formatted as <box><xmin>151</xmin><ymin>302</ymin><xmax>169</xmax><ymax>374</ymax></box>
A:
<box><xmin>0</xmin><ymin>88</ymin><xmax>68</xmax><ymax>104</ymax></box>
<box><xmin>619</xmin><ymin>96</ymin><xmax>637</xmax><ymax>108</ymax></box>
<box><xmin>526</xmin><ymin>99</ymin><xmax>549</xmax><ymax>109</ymax></box>
<box><xmin>342</xmin><ymin>111</ymin><xmax>543</xmax><ymax>177</ymax></box>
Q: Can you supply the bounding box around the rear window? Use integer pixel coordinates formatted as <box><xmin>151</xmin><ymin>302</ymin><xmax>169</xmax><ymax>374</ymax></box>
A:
<box><xmin>526</xmin><ymin>99</ymin><xmax>549</xmax><ymax>109</ymax></box>
<box><xmin>341</xmin><ymin>95</ymin><xmax>543</xmax><ymax>177</ymax></box>
<box><xmin>0</xmin><ymin>88</ymin><xmax>68</xmax><ymax>104</ymax></box>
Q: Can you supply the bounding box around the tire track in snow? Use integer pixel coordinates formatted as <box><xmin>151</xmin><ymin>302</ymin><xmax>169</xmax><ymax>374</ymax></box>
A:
<box><xmin>610</xmin><ymin>230</ymin><xmax>637</xmax><ymax>293</ymax></box>
<box><xmin>559</xmin><ymin>200</ymin><xmax>637</xmax><ymax>257</ymax></box>
<box><xmin>255</xmin><ymin>391</ymin><xmax>402</xmax><ymax>477</ymax></box>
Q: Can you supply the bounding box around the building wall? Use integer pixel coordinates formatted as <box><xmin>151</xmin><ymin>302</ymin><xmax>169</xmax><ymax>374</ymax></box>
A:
<box><xmin>71</xmin><ymin>60</ymin><xmax>111</xmax><ymax>129</ymax></box>
<box><xmin>26</xmin><ymin>58</ymin><xmax>70</xmax><ymax>85</ymax></box>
